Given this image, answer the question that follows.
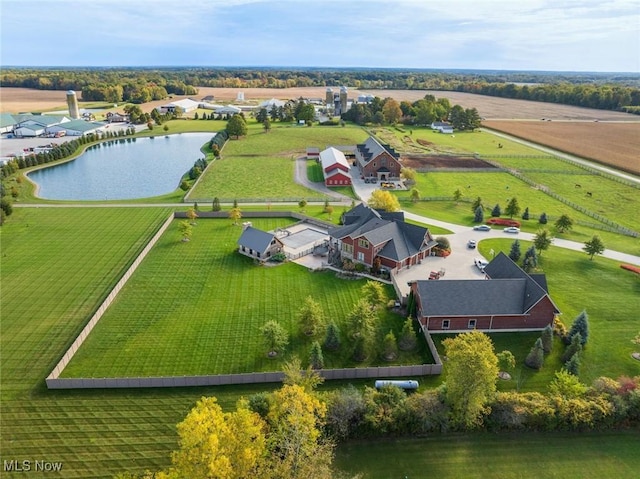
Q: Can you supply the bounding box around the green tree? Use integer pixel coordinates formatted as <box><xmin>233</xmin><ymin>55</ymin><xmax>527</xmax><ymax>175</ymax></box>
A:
<box><xmin>583</xmin><ymin>235</ymin><xmax>605</xmax><ymax>260</ymax></box>
<box><xmin>361</xmin><ymin>280</ymin><xmax>388</xmax><ymax>310</ymax></box>
<box><xmin>260</xmin><ymin>320</ymin><xmax>289</xmax><ymax>356</ymax></box>
<box><xmin>410</xmin><ymin>188</ymin><xmax>421</xmax><ymax>203</ymax></box>
<box><xmin>522</xmin><ymin>206</ymin><xmax>530</xmax><ymax>220</ymax></box>
<box><xmin>453</xmin><ymin>188</ymin><xmax>463</xmax><ymax>204</ymax></box>
<box><xmin>442</xmin><ymin>331</ymin><xmax>499</xmax><ymax>428</ymax></box>
<box><xmin>508</xmin><ymin>239</ymin><xmax>522</xmax><ymax>262</ymax></box>
<box><xmin>541</xmin><ymin>324</ymin><xmax>554</xmax><ymax>353</ymax></box>
<box><xmin>298</xmin><ymin>198</ymin><xmax>307</xmax><ymax>211</ymax></box>
<box><xmin>522</xmin><ymin>245</ymin><xmax>538</xmax><ymax>272</ymax></box>
<box><xmin>505</xmin><ymin>197</ymin><xmax>521</xmax><ymax>218</ymax></box>
<box><xmin>368</xmin><ymin>189</ymin><xmax>401</xmax><ymax>212</ymax></box>
<box><xmin>298</xmin><ymin>296</ymin><xmax>325</xmax><ymax>337</ymax></box>
<box><xmin>568</xmin><ymin>310</ymin><xmax>589</xmax><ymax>346</ymax></box>
<box><xmin>212</xmin><ymin>197</ymin><xmax>221</xmax><ymax>211</ymax></box>
<box><xmin>548</xmin><ymin>369</ymin><xmax>588</xmax><ymax>399</ymax></box>
<box><xmin>256</xmin><ymin>107</ymin><xmax>268</xmax><ymax>124</ymax></box>
<box><xmin>471</xmin><ymin>196</ymin><xmax>483</xmax><ymax>213</ymax></box>
<box><xmin>309</xmin><ymin>341</ymin><xmax>324</xmax><ymax>370</ymax></box>
<box><xmin>382</xmin><ymin>330</ymin><xmax>398</xmax><ymax>360</ymax></box>
<box><xmin>398</xmin><ymin>317</ymin><xmax>417</xmax><ymax>351</ymax></box>
<box><xmin>171</xmin><ymin>397</ymin><xmax>266</xmax><ymax>479</ymax></box>
<box><xmin>555</xmin><ymin>214</ymin><xmax>574</xmax><ymax>233</ymax></box>
<box><xmin>497</xmin><ymin>350</ymin><xmax>516</xmax><ymax>374</ymax></box>
<box><xmin>491</xmin><ymin>204</ymin><xmax>501</xmax><ymax>217</ymax></box>
<box><xmin>263</xmin><ymin>117</ymin><xmax>271</xmax><ymax>133</ymax></box>
<box><xmin>178</xmin><ymin>220</ymin><xmax>192</xmax><ymax>242</ymax></box>
<box><xmin>533</xmin><ymin>229</ymin><xmax>553</xmax><ymax>256</ymax></box>
<box><xmin>347</xmin><ymin>299</ymin><xmax>377</xmax><ymax>362</ymax></box>
<box><xmin>323</xmin><ymin>322</ymin><xmax>341</xmax><ymax>352</ymax></box>
<box><xmin>538</xmin><ymin>212</ymin><xmax>548</xmax><ymax>224</ymax></box>
<box><xmin>562</xmin><ymin>332</ymin><xmax>583</xmax><ymax>363</ymax></box>
<box><xmin>227</xmin><ymin>114</ymin><xmax>247</xmax><ymax>139</ymax></box>
<box><xmin>474</xmin><ymin>205</ymin><xmax>484</xmax><ymax>223</ymax></box>
<box><xmin>564</xmin><ymin>351</ymin><xmax>581</xmax><ymax>375</ymax></box>
<box><xmin>524</xmin><ymin>338</ymin><xmax>545</xmax><ymax>370</ymax></box>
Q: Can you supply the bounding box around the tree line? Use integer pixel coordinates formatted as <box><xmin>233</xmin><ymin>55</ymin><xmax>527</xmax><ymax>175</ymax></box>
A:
<box><xmin>2</xmin><ymin>67</ymin><xmax>638</xmax><ymax>111</ymax></box>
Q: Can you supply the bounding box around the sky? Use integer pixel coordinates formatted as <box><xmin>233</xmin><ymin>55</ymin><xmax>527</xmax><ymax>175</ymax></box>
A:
<box><xmin>1</xmin><ymin>0</ymin><xmax>639</xmax><ymax>72</ymax></box>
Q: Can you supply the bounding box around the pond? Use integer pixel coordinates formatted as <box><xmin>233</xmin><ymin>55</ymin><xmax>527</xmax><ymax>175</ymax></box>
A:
<box><xmin>28</xmin><ymin>133</ymin><xmax>213</xmax><ymax>200</ymax></box>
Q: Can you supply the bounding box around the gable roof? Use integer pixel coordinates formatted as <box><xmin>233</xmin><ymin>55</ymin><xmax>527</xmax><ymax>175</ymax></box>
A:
<box><xmin>356</xmin><ymin>136</ymin><xmax>400</xmax><ymax>164</ymax></box>
<box><xmin>320</xmin><ymin>147</ymin><xmax>350</xmax><ymax>172</ymax></box>
<box><xmin>330</xmin><ymin>205</ymin><xmax>435</xmax><ymax>263</ymax></box>
<box><xmin>237</xmin><ymin>226</ymin><xmax>279</xmax><ymax>253</ymax></box>
<box><xmin>415</xmin><ymin>252</ymin><xmax>560</xmax><ymax>318</ymax></box>
<box><xmin>483</xmin><ymin>252</ymin><xmax>557</xmax><ymax>312</ymax></box>
<box><xmin>416</xmin><ymin>279</ymin><xmax>529</xmax><ymax>317</ymax></box>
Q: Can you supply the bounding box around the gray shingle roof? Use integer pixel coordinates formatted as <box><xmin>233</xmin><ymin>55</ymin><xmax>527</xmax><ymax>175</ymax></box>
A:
<box><xmin>416</xmin><ymin>279</ymin><xmax>527</xmax><ymax>316</ymax></box>
<box><xmin>237</xmin><ymin>226</ymin><xmax>278</xmax><ymax>254</ymax></box>
<box><xmin>415</xmin><ymin>252</ymin><xmax>560</xmax><ymax>318</ymax></box>
<box><xmin>356</xmin><ymin>136</ymin><xmax>400</xmax><ymax>164</ymax></box>
<box><xmin>329</xmin><ymin>205</ymin><xmax>435</xmax><ymax>262</ymax></box>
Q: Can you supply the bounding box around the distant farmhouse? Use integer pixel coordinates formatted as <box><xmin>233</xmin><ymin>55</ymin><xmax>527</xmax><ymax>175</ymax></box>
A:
<box><xmin>411</xmin><ymin>252</ymin><xmax>560</xmax><ymax>332</ymax></box>
<box><xmin>2</xmin><ymin>113</ymin><xmax>105</xmax><ymax>138</ymax></box>
<box><xmin>330</xmin><ymin>204</ymin><xmax>437</xmax><ymax>272</ymax></box>
<box><xmin>431</xmin><ymin>121</ymin><xmax>454</xmax><ymax>134</ymax></box>
<box><xmin>355</xmin><ymin>136</ymin><xmax>402</xmax><ymax>182</ymax></box>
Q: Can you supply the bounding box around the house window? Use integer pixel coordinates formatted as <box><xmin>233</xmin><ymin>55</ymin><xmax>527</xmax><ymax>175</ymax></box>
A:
<box><xmin>357</xmin><ymin>252</ymin><xmax>365</xmax><ymax>262</ymax></box>
<box><xmin>358</xmin><ymin>239</ymin><xmax>369</xmax><ymax>248</ymax></box>
<box><xmin>468</xmin><ymin>319</ymin><xmax>477</xmax><ymax>329</ymax></box>
<box><xmin>342</xmin><ymin>243</ymin><xmax>353</xmax><ymax>254</ymax></box>
<box><xmin>442</xmin><ymin>320</ymin><xmax>450</xmax><ymax>330</ymax></box>
<box><xmin>381</xmin><ymin>158</ymin><xmax>386</xmax><ymax>166</ymax></box>
<box><xmin>373</xmin><ymin>162</ymin><xmax>377</xmax><ymax>167</ymax></box>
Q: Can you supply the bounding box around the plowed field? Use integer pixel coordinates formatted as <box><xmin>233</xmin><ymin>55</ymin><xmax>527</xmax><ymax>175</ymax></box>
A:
<box><xmin>482</xmin><ymin>120</ymin><xmax>640</xmax><ymax>175</ymax></box>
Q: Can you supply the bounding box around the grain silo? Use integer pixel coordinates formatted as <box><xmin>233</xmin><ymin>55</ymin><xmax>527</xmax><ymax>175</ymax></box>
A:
<box><xmin>339</xmin><ymin>86</ymin><xmax>348</xmax><ymax>114</ymax></box>
<box><xmin>325</xmin><ymin>87</ymin><xmax>333</xmax><ymax>106</ymax></box>
<box><xmin>66</xmin><ymin>90</ymin><xmax>80</xmax><ymax>119</ymax></box>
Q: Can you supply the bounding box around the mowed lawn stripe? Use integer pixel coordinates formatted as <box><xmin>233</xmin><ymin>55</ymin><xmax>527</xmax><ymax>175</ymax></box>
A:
<box><xmin>61</xmin><ymin>218</ymin><xmax>410</xmax><ymax>378</ymax></box>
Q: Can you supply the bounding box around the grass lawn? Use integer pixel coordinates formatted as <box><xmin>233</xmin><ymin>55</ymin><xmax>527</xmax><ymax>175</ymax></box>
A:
<box><xmin>477</xmin><ymin>238</ymin><xmax>640</xmax><ymax>386</ymax></box>
<box><xmin>62</xmin><ymin>218</ymin><xmax>427</xmax><ymax>378</ymax></box>
<box><xmin>335</xmin><ymin>430</ymin><xmax>640</xmax><ymax>479</ymax></box>
<box><xmin>189</xmin><ymin>123</ymin><xmax>368</xmax><ymax>200</ymax></box>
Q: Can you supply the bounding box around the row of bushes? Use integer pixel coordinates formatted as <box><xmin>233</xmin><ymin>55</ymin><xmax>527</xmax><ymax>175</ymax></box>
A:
<box><xmin>307</xmin><ymin>373</ymin><xmax>640</xmax><ymax>439</ymax></box>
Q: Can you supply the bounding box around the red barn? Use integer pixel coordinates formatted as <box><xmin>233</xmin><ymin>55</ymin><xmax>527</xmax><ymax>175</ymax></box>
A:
<box><xmin>411</xmin><ymin>252</ymin><xmax>560</xmax><ymax>332</ymax></box>
<box><xmin>319</xmin><ymin>147</ymin><xmax>352</xmax><ymax>186</ymax></box>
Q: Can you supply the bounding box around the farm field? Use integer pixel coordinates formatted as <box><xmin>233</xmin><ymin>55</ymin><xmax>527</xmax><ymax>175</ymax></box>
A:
<box><xmin>335</xmin><ymin>430</ymin><xmax>640</xmax><ymax>479</ymax></box>
<box><xmin>62</xmin><ymin>217</ymin><xmax>426</xmax><ymax>378</ymax></box>
<box><xmin>483</xmin><ymin>120</ymin><xmax>640</xmax><ymax>175</ymax></box>
<box><xmin>3</xmin><ymin>86</ymin><xmax>639</xmax><ymax>121</ymax></box>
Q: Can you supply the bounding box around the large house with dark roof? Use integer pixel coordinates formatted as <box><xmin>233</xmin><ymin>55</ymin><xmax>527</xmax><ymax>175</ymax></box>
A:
<box><xmin>410</xmin><ymin>252</ymin><xmax>560</xmax><ymax>332</ymax></box>
<box><xmin>329</xmin><ymin>204</ymin><xmax>437</xmax><ymax>272</ymax></box>
<box><xmin>237</xmin><ymin>225</ymin><xmax>283</xmax><ymax>262</ymax></box>
<box><xmin>355</xmin><ymin>136</ymin><xmax>402</xmax><ymax>181</ymax></box>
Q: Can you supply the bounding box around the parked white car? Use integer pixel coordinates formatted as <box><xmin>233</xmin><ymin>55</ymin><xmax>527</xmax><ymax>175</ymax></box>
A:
<box><xmin>474</xmin><ymin>258</ymin><xmax>489</xmax><ymax>271</ymax></box>
<box><xmin>504</xmin><ymin>227</ymin><xmax>520</xmax><ymax>234</ymax></box>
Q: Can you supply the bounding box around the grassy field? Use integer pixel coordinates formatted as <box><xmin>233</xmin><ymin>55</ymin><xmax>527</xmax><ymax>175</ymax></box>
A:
<box><xmin>189</xmin><ymin>123</ymin><xmax>368</xmax><ymax>199</ymax></box>
<box><xmin>335</xmin><ymin>430</ymin><xmax>640</xmax><ymax>479</ymax></box>
<box><xmin>62</xmin><ymin>217</ymin><xmax>426</xmax><ymax>377</ymax></box>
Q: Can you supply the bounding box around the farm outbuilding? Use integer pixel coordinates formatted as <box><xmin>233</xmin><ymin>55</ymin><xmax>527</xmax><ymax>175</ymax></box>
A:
<box><xmin>319</xmin><ymin>147</ymin><xmax>351</xmax><ymax>186</ymax></box>
<box><xmin>237</xmin><ymin>225</ymin><xmax>284</xmax><ymax>262</ymax></box>
<box><xmin>355</xmin><ymin>136</ymin><xmax>402</xmax><ymax>181</ymax></box>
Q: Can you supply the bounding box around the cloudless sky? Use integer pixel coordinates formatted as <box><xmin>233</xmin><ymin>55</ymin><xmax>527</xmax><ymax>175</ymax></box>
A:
<box><xmin>1</xmin><ymin>0</ymin><xmax>638</xmax><ymax>72</ymax></box>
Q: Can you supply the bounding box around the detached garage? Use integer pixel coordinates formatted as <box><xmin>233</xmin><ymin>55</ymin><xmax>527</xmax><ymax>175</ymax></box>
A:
<box><xmin>320</xmin><ymin>147</ymin><xmax>351</xmax><ymax>186</ymax></box>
